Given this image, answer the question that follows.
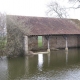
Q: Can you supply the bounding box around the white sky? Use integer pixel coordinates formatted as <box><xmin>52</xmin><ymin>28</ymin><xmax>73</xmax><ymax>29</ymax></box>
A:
<box><xmin>0</xmin><ymin>0</ymin><xmax>80</xmax><ymax>19</ymax></box>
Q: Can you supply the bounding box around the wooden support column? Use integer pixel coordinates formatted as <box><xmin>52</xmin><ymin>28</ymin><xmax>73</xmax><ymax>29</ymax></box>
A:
<box><xmin>24</xmin><ymin>36</ymin><xmax>28</xmax><ymax>55</ymax></box>
<box><xmin>47</xmin><ymin>36</ymin><xmax>50</xmax><ymax>52</ymax></box>
<box><xmin>65</xmin><ymin>36</ymin><xmax>68</xmax><ymax>51</ymax></box>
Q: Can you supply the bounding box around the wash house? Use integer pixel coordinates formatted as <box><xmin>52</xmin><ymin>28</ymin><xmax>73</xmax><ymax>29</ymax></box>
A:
<box><xmin>7</xmin><ymin>15</ymin><xmax>80</xmax><ymax>57</ymax></box>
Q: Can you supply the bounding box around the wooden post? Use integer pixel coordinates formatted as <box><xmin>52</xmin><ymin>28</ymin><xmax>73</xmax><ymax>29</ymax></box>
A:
<box><xmin>65</xmin><ymin>36</ymin><xmax>68</xmax><ymax>51</ymax></box>
<box><xmin>24</xmin><ymin>36</ymin><xmax>28</xmax><ymax>55</ymax></box>
<box><xmin>47</xmin><ymin>36</ymin><xmax>50</xmax><ymax>52</ymax></box>
<box><xmin>48</xmin><ymin>38</ymin><xmax>50</xmax><ymax>49</ymax></box>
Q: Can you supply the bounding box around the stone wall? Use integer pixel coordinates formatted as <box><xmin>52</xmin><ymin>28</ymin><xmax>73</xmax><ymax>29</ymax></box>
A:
<box><xmin>55</xmin><ymin>35</ymin><xmax>78</xmax><ymax>48</ymax></box>
<box><xmin>36</xmin><ymin>35</ymin><xmax>79</xmax><ymax>50</ymax></box>
<box><xmin>56</xmin><ymin>36</ymin><xmax>65</xmax><ymax>48</ymax></box>
<box><xmin>77</xmin><ymin>36</ymin><xmax>80</xmax><ymax>47</ymax></box>
<box><xmin>28</xmin><ymin>35</ymin><xmax>80</xmax><ymax>51</ymax></box>
<box><xmin>67</xmin><ymin>36</ymin><xmax>78</xmax><ymax>48</ymax></box>
<box><xmin>28</xmin><ymin>36</ymin><xmax>38</xmax><ymax>50</ymax></box>
<box><xmin>42</xmin><ymin>36</ymin><xmax>57</xmax><ymax>49</ymax></box>
<box><xmin>43</xmin><ymin>36</ymin><xmax>65</xmax><ymax>49</ymax></box>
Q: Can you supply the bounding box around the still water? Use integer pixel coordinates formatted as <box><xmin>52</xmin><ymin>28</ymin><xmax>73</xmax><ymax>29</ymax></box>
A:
<box><xmin>0</xmin><ymin>48</ymin><xmax>80</xmax><ymax>80</ymax></box>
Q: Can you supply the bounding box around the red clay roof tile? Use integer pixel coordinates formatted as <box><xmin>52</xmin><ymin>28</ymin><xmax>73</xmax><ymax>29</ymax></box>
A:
<box><xmin>7</xmin><ymin>15</ymin><xmax>80</xmax><ymax>36</ymax></box>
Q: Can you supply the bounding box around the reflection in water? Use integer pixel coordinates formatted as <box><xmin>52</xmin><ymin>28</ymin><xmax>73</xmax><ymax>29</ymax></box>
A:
<box><xmin>47</xmin><ymin>53</ymin><xmax>50</xmax><ymax>66</ymax></box>
<box><xmin>0</xmin><ymin>56</ymin><xmax>8</xmax><ymax>80</ymax></box>
<box><xmin>8</xmin><ymin>57</ymin><xmax>25</xmax><ymax>80</ymax></box>
<box><xmin>25</xmin><ymin>56</ymin><xmax>29</xmax><ymax>74</ymax></box>
<box><xmin>1</xmin><ymin>49</ymin><xmax>80</xmax><ymax>80</ymax></box>
<box><xmin>38</xmin><ymin>54</ymin><xmax>43</xmax><ymax>71</ymax></box>
<box><xmin>65</xmin><ymin>51</ymin><xmax>68</xmax><ymax>64</ymax></box>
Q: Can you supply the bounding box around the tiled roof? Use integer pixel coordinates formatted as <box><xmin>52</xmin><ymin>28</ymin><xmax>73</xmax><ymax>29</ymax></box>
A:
<box><xmin>7</xmin><ymin>15</ymin><xmax>80</xmax><ymax>36</ymax></box>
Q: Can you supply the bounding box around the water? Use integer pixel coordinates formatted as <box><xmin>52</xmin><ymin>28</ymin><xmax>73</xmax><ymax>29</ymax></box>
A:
<box><xmin>0</xmin><ymin>48</ymin><xmax>80</xmax><ymax>80</ymax></box>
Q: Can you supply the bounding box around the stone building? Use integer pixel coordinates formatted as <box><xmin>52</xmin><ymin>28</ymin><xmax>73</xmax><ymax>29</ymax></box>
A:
<box><xmin>6</xmin><ymin>15</ymin><xmax>80</xmax><ymax>57</ymax></box>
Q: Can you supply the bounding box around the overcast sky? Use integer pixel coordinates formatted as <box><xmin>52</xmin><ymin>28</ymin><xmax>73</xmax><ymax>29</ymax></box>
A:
<box><xmin>0</xmin><ymin>0</ymin><xmax>80</xmax><ymax>19</ymax></box>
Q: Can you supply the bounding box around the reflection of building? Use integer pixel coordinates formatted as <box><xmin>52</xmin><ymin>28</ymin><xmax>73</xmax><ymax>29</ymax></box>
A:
<box><xmin>50</xmin><ymin>51</ymin><xmax>66</xmax><ymax>66</ymax></box>
<box><xmin>8</xmin><ymin>57</ymin><xmax>25</xmax><ymax>80</ymax></box>
<box><xmin>1</xmin><ymin>49</ymin><xmax>80</xmax><ymax>80</ymax></box>
<box><xmin>68</xmin><ymin>49</ymin><xmax>79</xmax><ymax>64</ymax></box>
<box><xmin>25</xmin><ymin>56</ymin><xmax>29</xmax><ymax>73</ymax></box>
<box><xmin>47</xmin><ymin>53</ymin><xmax>50</xmax><ymax>66</ymax></box>
<box><xmin>38</xmin><ymin>54</ymin><xmax>43</xmax><ymax>71</ymax></box>
<box><xmin>0</xmin><ymin>57</ymin><xmax>8</xmax><ymax>80</ymax></box>
<box><xmin>65</xmin><ymin>51</ymin><xmax>68</xmax><ymax>64</ymax></box>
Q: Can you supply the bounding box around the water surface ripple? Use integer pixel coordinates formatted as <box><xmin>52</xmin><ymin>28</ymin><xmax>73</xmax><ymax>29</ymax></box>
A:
<box><xmin>0</xmin><ymin>48</ymin><xmax>80</xmax><ymax>80</ymax></box>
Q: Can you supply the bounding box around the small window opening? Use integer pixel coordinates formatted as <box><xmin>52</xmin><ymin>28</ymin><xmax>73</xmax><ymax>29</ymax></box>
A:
<box><xmin>38</xmin><ymin>36</ymin><xmax>43</xmax><ymax>47</ymax></box>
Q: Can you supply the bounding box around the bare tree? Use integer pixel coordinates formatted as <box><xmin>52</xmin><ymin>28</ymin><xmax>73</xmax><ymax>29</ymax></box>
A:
<box><xmin>0</xmin><ymin>13</ymin><xmax>7</xmax><ymax>37</ymax></box>
<box><xmin>46</xmin><ymin>2</ymin><xmax>69</xmax><ymax>18</ymax></box>
<box><xmin>69</xmin><ymin>0</ymin><xmax>80</xmax><ymax>9</ymax></box>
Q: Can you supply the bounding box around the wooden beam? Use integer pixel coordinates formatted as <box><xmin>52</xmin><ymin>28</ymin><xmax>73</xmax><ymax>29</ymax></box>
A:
<box><xmin>66</xmin><ymin>37</ymin><xmax>68</xmax><ymax>48</ymax></box>
<box><xmin>47</xmin><ymin>36</ymin><xmax>50</xmax><ymax>52</ymax></box>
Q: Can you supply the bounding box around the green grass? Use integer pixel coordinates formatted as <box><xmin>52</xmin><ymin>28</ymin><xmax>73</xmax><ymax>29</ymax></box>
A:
<box><xmin>38</xmin><ymin>36</ymin><xmax>43</xmax><ymax>47</ymax></box>
<box><xmin>38</xmin><ymin>40</ymin><xmax>42</xmax><ymax>47</ymax></box>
